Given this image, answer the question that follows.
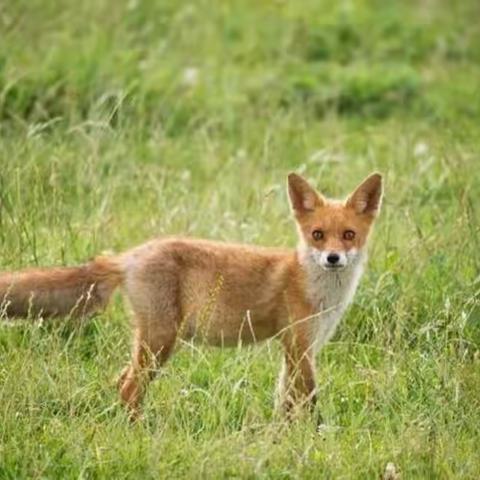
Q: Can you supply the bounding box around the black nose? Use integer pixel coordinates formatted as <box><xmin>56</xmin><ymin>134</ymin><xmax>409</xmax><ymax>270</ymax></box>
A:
<box><xmin>327</xmin><ymin>253</ymin><xmax>340</xmax><ymax>265</ymax></box>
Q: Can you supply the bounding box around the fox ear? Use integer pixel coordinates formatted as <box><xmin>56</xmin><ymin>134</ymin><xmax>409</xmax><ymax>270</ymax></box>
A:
<box><xmin>287</xmin><ymin>173</ymin><xmax>324</xmax><ymax>214</ymax></box>
<box><xmin>346</xmin><ymin>172</ymin><xmax>383</xmax><ymax>216</ymax></box>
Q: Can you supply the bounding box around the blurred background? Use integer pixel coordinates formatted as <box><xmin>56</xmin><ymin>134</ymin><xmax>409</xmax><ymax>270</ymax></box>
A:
<box><xmin>0</xmin><ymin>0</ymin><xmax>480</xmax><ymax>255</ymax></box>
<box><xmin>1</xmin><ymin>1</ymin><xmax>479</xmax><ymax>258</ymax></box>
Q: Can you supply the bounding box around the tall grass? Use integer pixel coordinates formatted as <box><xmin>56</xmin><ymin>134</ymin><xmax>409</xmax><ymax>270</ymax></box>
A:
<box><xmin>1</xmin><ymin>0</ymin><xmax>479</xmax><ymax>478</ymax></box>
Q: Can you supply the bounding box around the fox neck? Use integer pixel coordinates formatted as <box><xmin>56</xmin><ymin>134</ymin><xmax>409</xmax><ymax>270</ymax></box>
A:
<box><xmin>296</xmin><ymin>242</ymin><xmax>366</xmax><ymax>314</ymax></box>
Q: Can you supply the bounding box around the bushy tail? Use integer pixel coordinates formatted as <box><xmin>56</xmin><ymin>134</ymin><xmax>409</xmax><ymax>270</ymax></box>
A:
<box><xmin>0</xmin><ymin>256</ymin><xmax>124</xmax><ymax>320</ymax></box>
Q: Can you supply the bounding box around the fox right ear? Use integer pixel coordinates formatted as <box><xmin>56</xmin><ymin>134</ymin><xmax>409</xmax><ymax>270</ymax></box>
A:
<box><xmin>287</xmin><ymin>173</ymin><xmax>323</xmax><ymax>214</ymax></box>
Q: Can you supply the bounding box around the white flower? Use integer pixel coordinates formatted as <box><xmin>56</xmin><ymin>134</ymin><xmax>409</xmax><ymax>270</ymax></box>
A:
<box><xmin>414</xmin><ymin>141</ymin><xmax>429</xmax><ymax>157</ymax></box>
<box><xmin>181</xmin><ymin>67</ymin><xmax>199</xmax><ymax>87</ymax></box>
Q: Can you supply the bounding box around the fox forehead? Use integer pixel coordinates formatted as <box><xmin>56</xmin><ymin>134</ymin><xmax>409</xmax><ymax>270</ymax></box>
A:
<box><xmin>297</xmin><ymin>201</ymin><xmax>372</xmax><ymax>234</ymax></box>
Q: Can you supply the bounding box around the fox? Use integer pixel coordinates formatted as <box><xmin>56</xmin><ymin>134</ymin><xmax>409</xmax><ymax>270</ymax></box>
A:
<box><xmin>0</xmin><ymin>172</ymin><xmax>382</xmax><ymax>421</ymax></box>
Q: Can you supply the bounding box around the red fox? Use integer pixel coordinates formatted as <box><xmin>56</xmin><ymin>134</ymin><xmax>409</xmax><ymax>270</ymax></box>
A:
<box><xmin>0</xmin><ymin>172</ymin><xmax>382</xmax><ymax>420</ymax></box>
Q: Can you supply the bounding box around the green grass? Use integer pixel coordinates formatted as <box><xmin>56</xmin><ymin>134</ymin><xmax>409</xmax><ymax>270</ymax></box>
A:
<box><xmin>1</xmin><ymin>0</ymin><xmax>480</xmax><ymax>478</ymax></box>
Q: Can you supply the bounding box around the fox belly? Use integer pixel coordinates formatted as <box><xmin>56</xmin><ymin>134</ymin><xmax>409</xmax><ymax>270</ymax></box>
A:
<box><xmin>179</xmin><ymin>288</ymin><xmax>285</xmax><ymax>347</ymax></box>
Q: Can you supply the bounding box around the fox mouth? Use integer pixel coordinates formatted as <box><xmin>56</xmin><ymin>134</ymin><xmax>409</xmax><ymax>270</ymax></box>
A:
<box><xmin>322</xmin><ymin>264</ymin><xmax>347</xmax><ymax>271</ymax></box>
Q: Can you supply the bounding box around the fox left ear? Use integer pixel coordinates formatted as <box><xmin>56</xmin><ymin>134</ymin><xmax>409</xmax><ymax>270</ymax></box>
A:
<box><xmin>346</xmin><ymin>173</ymin><xmax>383</xmax><ymax>217</ymax></box>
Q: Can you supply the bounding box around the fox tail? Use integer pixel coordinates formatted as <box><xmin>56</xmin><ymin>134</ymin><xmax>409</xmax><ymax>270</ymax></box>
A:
<box><xmin>0</xmin><ymin>256</ymin><xmax>124</xmax><ymax>320</ymax></box>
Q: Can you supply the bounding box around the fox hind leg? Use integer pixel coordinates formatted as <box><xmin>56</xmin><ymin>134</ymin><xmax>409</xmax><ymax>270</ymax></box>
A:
<box><xmin>118</xmin><ymin>264</ymin><xmax>182</xmax><ymax>420</ymax></box>
<box><xmin>118</xmin><ymin>318</ymin><xmax>178</xmax><ymax>421</ymax></box>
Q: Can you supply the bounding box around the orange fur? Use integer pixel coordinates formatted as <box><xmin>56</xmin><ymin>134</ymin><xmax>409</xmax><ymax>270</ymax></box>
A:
<box><xmin>0</xmin><ymin>173</ymin><xmax>382</xmax><ymax>421</ymax></box>
<box><xmin>0</xmin><ymin>256</ymin><xmax>122</xmax><ymax>319</ymax></box>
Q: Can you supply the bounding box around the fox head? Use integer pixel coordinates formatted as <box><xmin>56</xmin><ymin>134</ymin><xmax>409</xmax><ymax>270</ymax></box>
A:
<box><xmin>287</xmin><ymin>172</ymin><xmax>383</xmax><ymax>271</ymax></box>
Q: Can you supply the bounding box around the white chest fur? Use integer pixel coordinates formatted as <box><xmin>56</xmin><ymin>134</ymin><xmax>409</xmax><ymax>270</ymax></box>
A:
<box><xmin>298</xmin><ymin>247</ymin><xmax>366</xmax><ymax>352</ymax></box>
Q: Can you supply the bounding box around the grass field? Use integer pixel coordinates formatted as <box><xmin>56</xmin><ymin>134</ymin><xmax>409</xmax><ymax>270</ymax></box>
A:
<box><xmin>1</xmin><ymin>0</ymin><xmax>480</xmax><ymax>478</ymax></box>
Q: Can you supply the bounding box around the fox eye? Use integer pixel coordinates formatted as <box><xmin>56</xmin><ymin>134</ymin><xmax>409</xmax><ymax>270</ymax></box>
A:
<box><xmin>312</xmin><ymin>229</ymin><xmax>324</xmax><ymax>241</ymax></box>
<box><xmin>343</xmin><ymin>230</ymin><xmax>355</xmax><ymax>241</ymax></box>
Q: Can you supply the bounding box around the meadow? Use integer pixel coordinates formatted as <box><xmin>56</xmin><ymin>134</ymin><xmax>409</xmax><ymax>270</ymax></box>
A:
<box><xmin>1</xmin><ymin>0</ymin><xmax>479</xmax><ymax>478</ymax></box>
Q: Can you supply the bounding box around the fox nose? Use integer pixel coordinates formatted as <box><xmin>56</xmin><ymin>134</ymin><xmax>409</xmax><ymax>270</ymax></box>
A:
<box><xmin>327</xmin><ymin>253</ymin><xmax>340</xmax><ymax>265</ymax></box>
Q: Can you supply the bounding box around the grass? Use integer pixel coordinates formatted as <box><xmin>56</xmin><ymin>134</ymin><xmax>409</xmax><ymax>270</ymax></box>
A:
<box><xmin>1</xmin><ymin>0</ymin><xmax>480</xmax><ymax>478</ymax></box>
